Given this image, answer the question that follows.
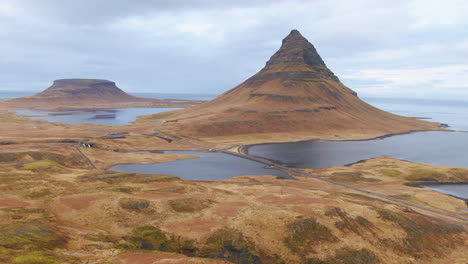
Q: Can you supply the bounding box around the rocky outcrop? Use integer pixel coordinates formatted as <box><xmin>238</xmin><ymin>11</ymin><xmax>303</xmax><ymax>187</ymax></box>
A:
<box><xmin>261</xmin><ymin>29</ymin><xmax>339</xmax><ymax>82</ymax></box>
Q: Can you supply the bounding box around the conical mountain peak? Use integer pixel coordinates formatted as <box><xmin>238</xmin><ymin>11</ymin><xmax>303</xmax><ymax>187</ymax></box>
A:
<box><xmin>147</xmin><ymin>30</ymin><xmax>440</xmax><ymax>139</ymax></box>
<box><xmin>266</xmin><ymin>29</ymin><xmax>326</xmax><ymax>68</ymax></box>
<box><xmin>245</xmin><ymin>29</ymin><xmax>340</xmax><ymax>83</ymax></box>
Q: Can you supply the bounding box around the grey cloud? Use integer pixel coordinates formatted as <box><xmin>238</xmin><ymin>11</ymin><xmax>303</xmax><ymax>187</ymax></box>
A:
<box><xmin>0</xmin><ymin>0</ymin><xmax>468</xmax><ymax>99</ymax></box>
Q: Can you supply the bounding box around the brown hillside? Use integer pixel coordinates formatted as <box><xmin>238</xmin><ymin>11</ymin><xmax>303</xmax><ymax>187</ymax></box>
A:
<box><xmin>1</xmin><ymin>79</ymin><xmax>159</xmax><ymax>108</ymax></box>
<box><xmin>154</xmin><ymin>30</ymin><xmax>441</xmax><ymax>140</ymax></box>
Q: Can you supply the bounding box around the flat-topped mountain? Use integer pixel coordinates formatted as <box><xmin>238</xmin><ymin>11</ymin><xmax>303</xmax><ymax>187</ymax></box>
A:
<box><xmin>32</xmin><ymin>79</ymin><xmax>139</xmax><ymax>101</ymax></box>
<box><xmin>153</xmin><ymin>30</ymin><xmax>441</xmax><ymax>140</ymax></box>
<box><xmin>0</xmin><ymin>79</ymin><xmax>163</xmax><ymax>109</ymax></box>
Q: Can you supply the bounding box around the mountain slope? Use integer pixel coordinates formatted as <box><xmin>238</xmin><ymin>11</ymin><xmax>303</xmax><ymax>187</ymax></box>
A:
<box><xmin>154</xmin><ymin>30</ymin><xmax>441</xmax><ymax>140</ymax></box>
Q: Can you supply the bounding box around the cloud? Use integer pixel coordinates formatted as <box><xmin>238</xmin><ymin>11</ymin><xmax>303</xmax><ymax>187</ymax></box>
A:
<box><xmin>342</xmin><ymin>65</ymin><xmax>468</xmax><ymax>98</ymax></box>
<box><xmin>0</xmin><ymin>0</ymin><xmax>467</xmax><ymax>100</ymax></box>
<box><xmin>407</xmin><ymin>0</ymin><xmax>468</xmax><ymax>29</ymax></box>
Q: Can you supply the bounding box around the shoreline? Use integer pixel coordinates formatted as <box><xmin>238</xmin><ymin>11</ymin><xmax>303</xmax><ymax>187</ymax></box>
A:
<box><xmin>239</xmin><ymin>128</ymin><xmax>451</xmax><ymax>156</ymax></box>
<box><xmin>0</xmin><ymin>98</ymin><xmax>205</xmax><ymax>111</ymax></box>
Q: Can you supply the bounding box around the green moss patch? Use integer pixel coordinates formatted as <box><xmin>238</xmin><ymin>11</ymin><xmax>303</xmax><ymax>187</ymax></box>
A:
<box><xmin>121</xmin><ymin>226</ymin><xmax>281</xmax><ymax>263</ymax></box>
<box><xmin>155</xmin><ymin>186</ymin><xmax>187</xmax><ymax>193</ymax></box>
<box><xmin>0</xmin><ymin>246</ymin><xmax>14</xmax><ymax>262</ymax></box>
<box><xmin>447</xmin><ymin>168</ymin><xmax>468</xmax><ymax>181</ymax></box>
<box><xmin>169</xmin><ymin>198</ymin><xmax>214</xmax><ymax>213</ymax></box>
<box><xmin>387</xmin><ymin>194</ymin><xmax>423</xmax><ymax>205</ymax></box>
<box><xmin>122</xmin><ymin>226</ymin><xmax>196</xmax><ymax>254</ymax></box>
<box><xmin>1</xmin><ymin>208</ymin><xmax>52</xmax><ymax>222</ymax></box>
<box><xmin>12</xmin><ymin>252</ymin><xmax>63</xmax><ymax>264</ymax></box>
<box><xmin>284</xmin><ymin>217</ymin><xmax>337</xmax><ymax>255</ymax></box>
<box><xmin>80</xmin><ymin>171</ymin><xmax>178</xmax><ymax>184</ymax></box>
<box><xmin>405</xmin><ymin>169</ymin><xmax>447</xmax><ymax>182</ymax></box>
<box><xmin>146</xmin><ymin>112</ymin><xmax>175</xmax><ymax>120</ymax></box>
<box><xmin>0</xmin><ymin>222</ymin><xmax>65</xmax><ymax>250</ymax></box>
<box><xmin>334</xmin><ymin>192</ymin><xmax>377</xmax><ymax>202</ymax></box>
<box><xmin>325</xmin><ymin>208</ymin><xmax>376</xmax><ymax>235</ymax></box>
<box><xmin>0</xmin><ymin>153</ymin><xmax>17</xmax><ymax>163</ymax></box>
<box><xmin>329</xmin><ymin>171</ymin><xmax>380</xmax><ymax>183</ymax></box>
<box><xmin>305</xmin><ymin>248</ymin><xmax>378</xmax><ymax>264</ymax></box>
<box><xmin>119</xmin><ymin>198</ymin><xmax>150</xmax><ymax>210</ymax></box>
<box><xmin>21</xmin><ymin>161</ymin><xmax>65</xmax><ymax>173</ymax></box>
<box><xmin>379</xmin><ymin>169</ymin><xmax>402</xmax><ymax>177</ymax></box>
<box><xmin>26</xmin><ymin>188</ymin><xmax>52</xmax><ymax>199</ymax></box>
<box><xmin>86</xmin><ymin>233</ymin><xmax>116</xmax><ymax>243</ymax></box>
<box><xmin>333</xmin><ymin>248</ymin><xmax>379</xmax><ymax>264</ymax></box>
<box><xmin>0</xmin><ymin>173</ymin><xmax>42</xmax><ymax>184</ymax></box>
<box><xmin>101</xmin><ymin>186</ymin><xmax>140</xmax><ymax>193</ymax></box>
<box><xmin>199</xmin><ymin>228</ymin><xmax>267</xmax><ymax>264</ymax></box>
<box><xmin>377</xmin><ymin>209</ymin><xmax>465</xmax><ymax>258</ymax></box>
<box><xmin>2</xmin><ymin>152</ymin><xmax>88</xmax><ymax>169</ymax></box>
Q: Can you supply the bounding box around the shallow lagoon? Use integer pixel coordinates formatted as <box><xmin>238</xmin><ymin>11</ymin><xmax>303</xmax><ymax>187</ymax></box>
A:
<box><xmin>15</xmin><ymin>107</ymin><xmax>178</xmax><ymax>126</ymax></box>
<box><xmin>419</xmin><ymin>183</ymin><xmax>468</xmax><ymax>200</ymax></box>
<box><xmin>110</xmin><ymin>151</ymin><xmax>291</xmax><ymax>181</ymax></box>
<box><xmin>247</xmin><ymin>131</ymin><xmax>468</xmax><ymax>169</ymax></box>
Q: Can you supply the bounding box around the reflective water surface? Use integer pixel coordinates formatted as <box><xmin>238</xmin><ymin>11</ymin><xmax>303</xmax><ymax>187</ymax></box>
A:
<box><xmin>110</xmin><ymin>151</ymin><xmax>291</xmax><ymax>181</ymax></box>
<box><xmin>15</xmin><ymin>108</ymin><xmax>178</xmax><ymax>126</ymax></box>
<box><xmin>419</xmin><ymin>184</ymin><xmax>468</xmax><ymax>200</ymax></box>
<box><xmin>247</xmin><ymin>131</ymin><xmax>468</xmax><ymax>169</ymax></box>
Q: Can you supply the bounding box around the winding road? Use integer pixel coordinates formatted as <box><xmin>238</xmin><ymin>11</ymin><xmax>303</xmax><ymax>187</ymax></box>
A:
<box><xmin>49</xmin><ymin>121</ymin><xmax>468</xmax><ymax>222</ymax></box>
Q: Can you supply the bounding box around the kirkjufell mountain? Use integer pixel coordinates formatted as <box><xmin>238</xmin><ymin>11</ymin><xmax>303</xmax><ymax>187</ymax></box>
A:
<box><xmin>2</xmin><ymin>79</ymin><xmax>156</xmax><ymax>108</ymax></box>
<box><xmin>154</xmin><ymin>30</ymin><xmax>441</xmax><ymax>139</ymax></box>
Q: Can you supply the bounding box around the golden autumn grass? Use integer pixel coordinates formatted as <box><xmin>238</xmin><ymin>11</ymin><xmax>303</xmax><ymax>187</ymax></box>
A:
<box><xmin>0</xmin><ymin>140</ymin><xmax>466</xmax><ymax>264</ymax></box>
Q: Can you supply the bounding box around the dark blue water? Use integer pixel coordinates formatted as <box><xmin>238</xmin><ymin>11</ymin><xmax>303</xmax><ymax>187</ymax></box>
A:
<box><xmin>247</xmin><ymin>131</ymin><xmax>468</xmax><ymax>169</ymax></box>
<box><xmin>111</xmin><ymin>151</ymin><xmax>290</xmax><ymax>181</ymax></box>
<box><xmin>15</xmin><ymin>108</ymin><xmax>179</xmax><ymax>126</ymax></box>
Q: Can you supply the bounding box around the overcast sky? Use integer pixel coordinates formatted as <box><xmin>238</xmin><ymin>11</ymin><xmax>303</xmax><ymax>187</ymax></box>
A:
<box><xmin>1</xmin><ymin>0</ymin><xmax>467</xmax><ymax>99</ymax></box>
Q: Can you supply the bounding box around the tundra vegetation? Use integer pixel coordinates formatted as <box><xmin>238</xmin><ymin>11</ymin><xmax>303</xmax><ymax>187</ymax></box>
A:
<box><xmin>0</xmin><ymin>151</ymin><xmax>465</xmax><ymax>264</ymax></box>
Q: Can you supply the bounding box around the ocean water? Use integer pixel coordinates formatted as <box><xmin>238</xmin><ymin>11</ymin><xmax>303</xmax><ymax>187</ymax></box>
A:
<box><xmin>363</xmin><ymin>97</ymin><xmax>468</xmax><ymax>131</ymax></box>
<box><xmin>0</xmin><ymin>91</ymin><xmax>36</xmax><ymax>99</ymax></box>
<box><xmin>131</xmin><ymin>92</ymin><xmax>216</xmax><ymax>101</ymax></box>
